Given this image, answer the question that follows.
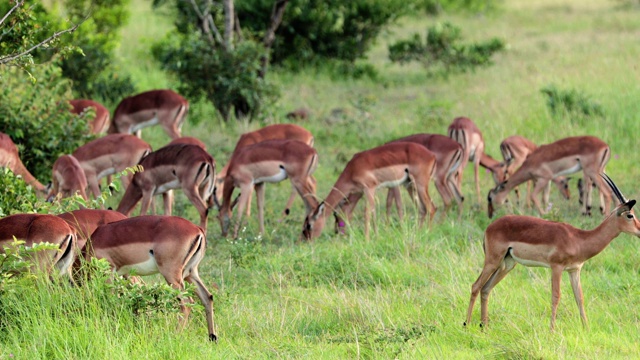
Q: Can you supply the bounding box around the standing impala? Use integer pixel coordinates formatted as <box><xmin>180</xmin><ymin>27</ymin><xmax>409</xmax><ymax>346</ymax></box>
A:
<box><xmin>0</xmin><ymin>132</ymin><xmax>47</xmax><ymax>195</ymax></box>
<box><xmin>0</xmin><ymin>214</ymin><xmax>76</xmax><ymax>278</ymax></box>
<box><xmin>58</xmin><ymin>209</ymin><xmax>128</xmax><ymax>251</ymax></box>
<box><xmin>69</xmin><ymin>99</ymin><xmax>110</xmax><ymax>134</ymax></box>
<box><xmin>117</xmin><ymin>144</ymin><xmax>215</xmax><ymax>232</ymax></box>
<box><xmin>47</xmin><ymin>154</ymin><xmax>89</xmax><ymax>202</ymax></box>
<box><xmin>72</xmin><ymin>134</ymin><xmax>152</xmax><ymax>199</ymax></box>
<box><xmin>447</xmin><ymin>117</ymin><xmax>485</xmax><ymax>203</ymax></box>
<box><xmin>109</xmin><ymin>89</ymin><xmax>189</xmax><ymax>140</ymax></box>
<box><xmin>487</xmin><ymin>136</ymin><xmax>611</xmax><ymax>218</ymax></box>
<box><xmin>216</xmin><ymin>124</ymin><xmax>315</xmax><ymax>217</ymax></box>
<box><xmin>218</xmin><ymin>139</ymin><xmax>318</xmax><ymax>238</ymax></box>
<box><xmin>499</xmin><ymin>135</ymin><xmax>571</xmax><ymax>205</ymax></box>
<box><xmin>466</xmin><ymin>174</ymin><xmax>640</xmax><ymax>331</ymax></box>
<box><xmin>385</xmin><ymin>134</ymin><xmax>464</xmax><ymax>219</ymax></box>
<box><xmin>85</xmin><ymin>215</ymin><xmax>217</xmax><ymax>341</ymax></box>
<box><xmin>302</xmin><ymin>142</ymin><xmax>437</xmax><ymax>240</ymax></box>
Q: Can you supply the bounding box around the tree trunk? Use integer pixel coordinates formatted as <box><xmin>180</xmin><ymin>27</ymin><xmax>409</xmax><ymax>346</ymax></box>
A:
<box><xmin>259</xmin><ymin>0</ymin><xmax>289</xmax><ymax>78</ymax></box>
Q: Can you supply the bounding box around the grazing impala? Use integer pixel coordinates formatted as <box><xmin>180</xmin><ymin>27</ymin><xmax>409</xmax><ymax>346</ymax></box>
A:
<box><xmin>69</xmin><ymin>99</ymin><xmax>110</xmax><ymax>134</ymax></box>
<box><xmin>85</xmin><ymin>215</ymin><xmax>217</xmax><ymax>341</ymax></box>
<box><xmin>447</xmin><ymin>117</ymin><xmax>485</xmax><ymax>203</ymax></box>
<box><xmin>216</xmin><ymin>124</ymin><xmax>315</xmax><ymax>217</ymax></box>
<box><xmin>487</xmin><ymin>136</ymin><xmax>611</xmax><ymax>218</ymax></box>
<box><xmin>302</xmin><ymin>142</ymin><xmax>437</xmax><ymax>240</ymax></box>
<box><xmin>218</xmin><ymin>139</ymin><xmax>318</xmax><ymax>238</ymax></box>
<box><xmin>109</xmin><ymin>89</ymin><xmax>189</xmax><ymax>140</ymax></box>
<box><xmin>117</xmin><ymin>144</ymin><xmax>215</xmax><ymax>232</ymax></box>
<box><xmin>47</xmin><ymin>155</ymin><xmax>89</xmax><ymax>202</ymax></box>
<box><xmin>385</xmin><ymin>134</ymin><xmax>464</xmax><ymax>219</ymax></box>
<box><xmin>0</xmin><ymin>214</ymin><xmax>76</xmax><ymax>278</ymax></box>
<box><xmin>499</xmin><ymin>135</ymin><xmax>571</xmax><ymax>205</ymax></box>
<box><xmin>0</xmin><ymin>132</ymin><xmax>47</xmax><ymax>195</ymax></box>
<box><xmin>466</xmin><ymin>174</ymin><xmax>640</xmax><ymax>331</ymax></box>
<box><xmin>72</xmin><ymin>134</ymin><xmax>152</xmax><ymax>199</ymax></box>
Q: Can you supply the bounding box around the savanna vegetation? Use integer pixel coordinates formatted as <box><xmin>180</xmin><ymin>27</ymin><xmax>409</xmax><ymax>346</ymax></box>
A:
<box><xmin>2</xmin><ymin>0</ymin><xmax>640</xmax><ymax>358</ymax></box>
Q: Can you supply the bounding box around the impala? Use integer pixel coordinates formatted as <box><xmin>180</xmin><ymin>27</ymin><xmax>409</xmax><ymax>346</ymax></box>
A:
<box><xmin>85</xmin><ymin>215</ymin><xmax>217</xmax><ymax>341</ymax></box>
<box><xmin>302</xmin><ymin>142</ymin><xmax>437</xmax><ymax>240</ymax></box>
<box><xmin>499</xmin><ymin>135</ymin><xmax>571</xmax><ymax>205</ymax></box>
<box><xmin>47</xmin><ymin>154</ymin><xmax>89</xmax><ymax>202</ymax></box>
<box><xmin>0</xmin><ymin>214</ymin><xmax>76</xmax><ymax>278</ymax></box>
<box><xmin>0</xmin><ymin>132</ymin><xmax>47</xmax><ymax>195</ymax></box>
<box><xmin>69</xmin><ymin>99</ymin><xmax>110</xmax><ymax>134</ymax></box>
<box><xmin>218</xmin><ymin>139</ymin><xmax>318</xmax><ymax>238</ymax></box>
<box><xmin>216</xmin><ymin>124</ymin><xmax>315</xmax><ymax>217</ymax></box>
<box><xmin>487</xmin><ymin>136</ymin><xmax>611</xmax><ymax>218</ymax></box>
<box><xmin>58</xmin><ymin>209</ymin><xmax>128</xmax><ymax>251</ymax></box>
<box><xmin>109</xmin><ymin>89</ymin><xmax>189</xmax><ymax>140</ymax></box>
<box><xmin>117</xmin><ymin>143</ymin><xmax>215</xmax><ymax>232</ymax></box>
<box><xmin>72</xmin><ymin>134</ymin><xmax>152</xmax><ymax>199</ymax></box>
<box><xmin>447</xmin><ymin>116</ymin><xmax>485</xmax><ymax>203</ymax></box>
<box><xmin>385</xmin><ymin>134</ymin><xmax>464</xmax><ymax>219</ymax></box>
<box><xmin>466</xmin><ymin>173</ymin><xmax>640</xmax><ymax>331</ymax></box>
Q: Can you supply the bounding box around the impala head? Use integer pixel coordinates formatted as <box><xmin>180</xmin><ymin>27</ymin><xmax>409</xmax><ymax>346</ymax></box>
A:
<box><xmin>556</xmin><ymin>177</ymin><xmax>572</xmax><ymax>200</ymax></box>
<box><xmin>217</xmin><ymin>209</ymin><xmax>232</xmax><ymax>237</ymax></box>
<box><xmin>302</xmin><ymin>203</ymin><xmax>327</xmax><ymax>240</ymax></box>
<box><xmin>487</xmin><ymin>181</ymin><xmax>510</xmax><ymax>218</ymax></box>
<box><xmin>490</xmin><ymin>162</ymin><xmax>508</xmax><ymax>185</ymax></box>
<box><xmin>602</xmin><ymin>173</ymin><xmax>640</xmax><ymax>237</ymax></box>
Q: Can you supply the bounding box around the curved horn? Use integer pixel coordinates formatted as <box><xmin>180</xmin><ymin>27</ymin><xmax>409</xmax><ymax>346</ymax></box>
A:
<box><xmin>601</xmin><ymin>173</ymin><xmax>627</xmax><ymax>204</ymax></box>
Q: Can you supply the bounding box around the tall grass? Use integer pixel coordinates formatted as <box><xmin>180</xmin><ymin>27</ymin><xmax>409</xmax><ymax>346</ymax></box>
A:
<box><xmin>5</xmin><ymin>0</ymin><xmax>640</xmax><ymax>358</ymax></box>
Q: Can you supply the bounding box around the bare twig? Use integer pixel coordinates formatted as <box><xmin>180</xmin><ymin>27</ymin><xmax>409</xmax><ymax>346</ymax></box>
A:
<box><xmin>259</xmin><ymin>0</ymin><xmax>289</xmax><ymax>78</ymax></box>
<box><xmin>0</xmin><ymin>21</ymin><xmax>82</xmax><ymax>65</ymax></box>
<box><xmin>0</xmin><ymin>0</ymin><xmax>25</xmax><ymax>29</ymax></box>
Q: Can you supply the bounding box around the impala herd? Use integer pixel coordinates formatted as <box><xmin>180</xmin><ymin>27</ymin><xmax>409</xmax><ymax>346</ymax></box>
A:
<box><xmin>0</xmin><ymin>90</ymin><xmax>635</xmax><ymax>340</ymax></box>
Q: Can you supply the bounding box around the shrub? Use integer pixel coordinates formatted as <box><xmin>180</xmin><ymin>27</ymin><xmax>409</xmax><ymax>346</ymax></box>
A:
<box><xmin>540</xmin><ymin>85</ymin><xmax>605</xmax><ymax>124</ymax></box>
<box><xmin>153</xmin><ymin>34</ymin><xmax>280</xmax><ymax>121</ymax></box>
<box><xmin>388</xmin><ymin>22</ymin><xmax>505</xmax><ymax>76</ymax></box>
<box><xmin>0</xmin><ymin>63</ymin><xmax>96</xmax><ymax>182</ymax></box>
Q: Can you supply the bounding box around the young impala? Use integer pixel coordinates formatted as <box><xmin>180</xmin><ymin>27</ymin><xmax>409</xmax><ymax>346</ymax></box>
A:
<box><xmin>215</xmin><ymin>124</ymin><xmax>315</xmax><ymax>218</ymax></box>
<box><xmin>0</xmin><ymin>132</ymin><xmax>47</xmax><ymax>195</ymax></box>
<box><xmin>69</xmin><ymin>99</ymin><xmax>110</xmax><ymax>134</ymax></box>
<box><xmin>217</xmin><ymin>139</ymin><xmax>318</xmax><ymax>238</ymax></box>
<box><xmin>447</xmin><ymin>117</ymin><xmax>485</xmax><ymax>204</ymax></box>
<box><xmin>302</xmin><ymin>142</ymin><xmax>437</xmax><ymax>240</ymax></box>
<box><xmin>385</xmin><ymin>134</ymin><xmax>464</xmax><ymax>219</ymax></box>
<box><xmin>466</xmin><ymin>173</ymin><xmax>640</xmax><ymax>331</ymax></box>
<box><xmin>109</xmin><ymin>89</ymin><xmax>189</xmax><ymax>140</ymax></box>
<box><xmin>0</xmin><ymin>214</ymin><xmax>76</xmax><ymax>278</ymax></box>
<box><xmin>488</xmin><ymin>136</ymin><xmax>611</xmax><ymax>218</ymax></box>
<box><xmin>47</xmin><ymin>154</ymin><xmax>89</xmax><ymax>202</ymax></box>
<box><xmin>85</xmin><ymin>215</ymin><xmax>217</xmax><ymax>341</ymax></box>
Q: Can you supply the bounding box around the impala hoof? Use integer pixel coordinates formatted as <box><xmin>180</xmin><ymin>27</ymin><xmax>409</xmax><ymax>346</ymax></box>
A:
<box><xmin>209</xmin><ymin>333</ymin><xmax>218</xmax><ymax>342</ymax></box>
<box><xmin>285</xmin><ymin>208</ymin><xmax>290</xmax><ymax>216</ymax></box>
<box><xmin>463</xmin><ymin>321</ymin><xmax>467</xmax><ymax>327</ymax></box>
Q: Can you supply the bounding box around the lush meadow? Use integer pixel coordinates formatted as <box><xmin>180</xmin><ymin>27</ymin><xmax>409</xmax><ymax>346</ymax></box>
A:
<box><xmin>3</xmin><ymin>0</ymin><xmax>640</xmax><ymax>358</ymax></box>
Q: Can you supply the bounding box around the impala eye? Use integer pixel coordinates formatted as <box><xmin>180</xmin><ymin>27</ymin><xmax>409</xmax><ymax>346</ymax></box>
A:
<box><xmin>627</xmin><ymin>214</ymin><xmax>634</xmax><ymax>219</ymax></box>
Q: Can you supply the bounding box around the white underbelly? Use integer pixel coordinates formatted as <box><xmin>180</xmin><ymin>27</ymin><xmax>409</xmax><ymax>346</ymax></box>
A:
<box><xmin>254</xmin><ymin>167</ymin><xmax>287</xmax><ymax>184</ymax></box>
<box><xmin>97</xmin><ymin>167</ymin><xmax>117</xmax><ymax>179</ymax></box>
<box><xmin>131</xmin><ymin>116</ymin><xmax>159</xmax><ymax>132</ymax></box>
<box><xmin>509</xmin><ymin>249</ymin><xmax>550</xmax><ymax>268</ymax></box>
<box><xmin>156</xmin><ymin>179</ymin><xmax>181</xmax><ymax>194</ymax></box>
<box><xmin>378</xmin><ymin>172</ymin><xmax>409</xmax><ymax>189</ymax></box>
<box><xmin>555</xmin><ymin>162</ymin><xmax>582</xmax><ymax>177</ymax></box>
<box><xmin>117</xmin><ymin>256</ymin><xmax>159</xmax><ymax>276</ymax></box>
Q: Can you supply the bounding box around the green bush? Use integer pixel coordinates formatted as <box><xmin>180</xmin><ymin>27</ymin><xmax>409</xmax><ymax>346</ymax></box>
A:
<box><xmin>57</xmin><ymin>0</ymin><xmax>136</xmax><ymax>102</ymax></box>
<box><xmin>236</xmin><ymin>0</ymin><xmax>408</xmax><ymax>68</ymax></box>
<box><xmin>540</xmin><ymin>84</ymin><xmax>605</xmax><ymax>124</ymax></box>
<box><xmin>388</xmin><ymin>22</ymin><xmax>505</xmax><ymax>76</ymax></box>
<box><xmin>153</xmin><ymin>34</ymin><xmax>280</xmax><ymax>121</ymax></box>
<box><xmin>0</xmin><ymin>63</ymin><xmax>96</xmax><ymax>182</ymax></box>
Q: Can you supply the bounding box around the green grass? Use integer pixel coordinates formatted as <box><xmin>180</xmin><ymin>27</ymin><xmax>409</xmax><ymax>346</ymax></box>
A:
<box><xmin>5</xmin><ymin>0</ymin><xmax>640</xmax><ymax>358</ymax></box>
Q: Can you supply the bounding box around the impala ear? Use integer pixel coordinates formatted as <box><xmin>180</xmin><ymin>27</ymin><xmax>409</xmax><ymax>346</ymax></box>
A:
<box><xmin>617</xmin><ymin>200</ymin><xmax>636</xmax><ymax>215</ymax></box>
<box><xmin>313</xmin><ymin>202</ymin><xmax>326</xmax><ymax>220</ymax></box>
<box><xmin>626</xmin><ymin>199</ymin><xmax>636</xmax><ymax>210</ymax></box>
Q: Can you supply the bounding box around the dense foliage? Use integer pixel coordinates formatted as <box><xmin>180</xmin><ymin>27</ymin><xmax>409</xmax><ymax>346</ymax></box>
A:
<box><xmin>57</xmin><ymin>0</ymin><xmax>136</xmax><ymax>103</ymax></box>
<box><xmin>0</xmin><ymin>64</ymin><xmax>95</xmax><ymax>182</ymax></box>
<box><xmin>541</xmin><ymin>84</ymin><xmax>605</xmax><ymax>124</ymax></box>
<box><xmin>388</xmin><ymin>22</ymin><xmax>505</xmax><ymax>75</ymax></box>
<box><xmin>236</xmin><ymin>0</ymin><xmax>408</xmax><ymax>67</ymax></box>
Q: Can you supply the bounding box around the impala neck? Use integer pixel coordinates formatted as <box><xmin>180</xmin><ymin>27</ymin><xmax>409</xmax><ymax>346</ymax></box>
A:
<box><xmin>14</xmin><ymin>161</ymin><xmax>46</xmax><ymax>193</ymax></box>
<box><xmin>500</xmin><ymin>166</ymin><xmax>534</xmax><ymax>191</ymax></box>
<box><xmin>577</xmin><ymin>213</ymin><xmax>624</xmax><ymax>260</ymax></box>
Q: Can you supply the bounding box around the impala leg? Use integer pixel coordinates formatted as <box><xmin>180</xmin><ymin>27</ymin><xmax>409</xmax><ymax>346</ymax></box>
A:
<box><xmin>85</xmin><ymin>171</ymin><xmax>101</xmax><ymax>200</ymax></box>
<box><xmin>543</xmin><ymin>181</ymin><xmax>551</xmax><ymax>209</ymax></box>
<box><xmin>185</xmin><ymin>267</ymin><xmax>217</xmax><ymax>342</ymax></box>
<box><xmin>140</xmin><ymin>188</ymin><xmax>155</xmax><ymax>215</ymax></box>
<box><xmin>550</xmin><ymin>265</ymin><xmax>563</xmax><ymax>331</ymax></box>
<box><xmin>447</xmin><ymin>175</ymin><xmax>464</xmax><ymax>220</ymax></box>
<box><xmin>568</xmin><ymin>268</ymin><xmax>588</xmax><ymax>329</ymax></box>
<box><xmin>466</xmin><ymin>256</ymin><xmax>504</xmax><ymax>326</ymax></box>
<box><xmin>232</xmin><ymin>185</ymin><xmax>253</xmax><ymax>238</ymax></box>
<box><xmin>473</xmin><ymin>156</ymin><xmax>482</xmax><ymax>204</ymax></box>
<box><xmin>590</xmin><ymin>173</ymin><xmax>612</xmax><ymax>215</ymax></box>
<box><xmin>163</xmin><ymin>190</ymin><xmax>174</xmax><ymax>215</ymax></box>
<box><xmin>336</xmin><ymin>192</ymin><xmax>362</xmax><ymax>234</ymax></box>
<box><xmin>255</xmin><ymin>183</ymin><xmax>266</xmax><ymax>235</ymax></box>
<box><xmin>434</xmin><ymin>175</ymin><xmax>452</xmax><ymax>220</ymax></box>
<box><xmin>281</xmin><ymin>184</ymin><xmax>298</xmax><ymax>217</ymax></box>
<box><xmin>386</xmin><ymin>187</ymin><xmax>403</xmax><ymax>222</ymax></box>
<box><xmin>290</xmin><ymin>175</ymin><xmax>317</xmax><ymax>215</ymax></box>
<box><xmin>184</xmin><ymin>185</ymin><xmax>210</xmax><ymax>234</ymax></box>
<box><xmin>364</xmin><ymin>188</ymin><xmax>376</xmax><ymax>239</ymax></box>
<box><xmin>479</xmin><ymin>255</ymin><xmax>516</xmax><ymax>326</ymax></box>
<box><xmin>529</xmin><ymin>179</ymin><xmax>550</xmax><ymax>216</ymax></box>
